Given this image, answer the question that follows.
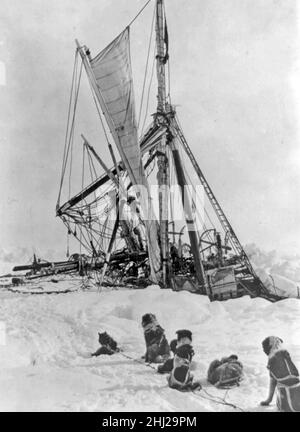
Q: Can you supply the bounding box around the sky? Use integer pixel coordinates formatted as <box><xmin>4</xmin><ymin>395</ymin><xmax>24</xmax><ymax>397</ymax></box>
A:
<box><xmin>0</xmin><ymin>0</ymin><xmax>299</xmax><ymax>269</ymax></box>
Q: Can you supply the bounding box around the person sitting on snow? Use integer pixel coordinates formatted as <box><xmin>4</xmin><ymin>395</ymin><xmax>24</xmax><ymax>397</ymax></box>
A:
<box><xmin>158</xmin><ymin>329</ymin><xmax>194</xmax><ymax>374</ymax></box>
<box><xmin>167</xmin><ymin>344</ymin><xmax>201</xmax><ymax>391</ymax></box>
<box><xmin>91</xmin><ymin>332</ymin><xmax>120</xmax><ymax>357</ymax></box>
<box><xmin>207</xmin><ymin>354</ymin><xmax>243</xmax><ymax>388</ymax></box>
<box><xmin>260</xmin><ymin>336</ymin><xmax>300</xmax><ymax>412</ymax></box>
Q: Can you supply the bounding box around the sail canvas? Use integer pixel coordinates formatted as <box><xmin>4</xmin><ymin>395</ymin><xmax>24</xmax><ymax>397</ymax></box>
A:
<box><xmin>90</xmin><ymin>28</ymin><xmax>161</xmax><ymax>281</ymax></box>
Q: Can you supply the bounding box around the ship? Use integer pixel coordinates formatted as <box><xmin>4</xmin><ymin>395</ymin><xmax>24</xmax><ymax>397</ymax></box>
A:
<box><xmin>54</xmin><ymin>0</ymin><xmax>284</xmax><ymax>302</ymax></box>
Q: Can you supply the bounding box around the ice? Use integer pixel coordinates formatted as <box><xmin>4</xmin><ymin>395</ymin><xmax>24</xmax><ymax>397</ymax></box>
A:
<box><xmin>0</xmin><ymin>285</ymin><xmax>299</xmax><ymax>411</ymax></box>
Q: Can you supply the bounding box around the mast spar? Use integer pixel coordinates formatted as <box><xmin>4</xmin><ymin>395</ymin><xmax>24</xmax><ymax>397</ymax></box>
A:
<box><xmin>154</xmin><ymin>0</ymin><xmax>206</xmax><ymax>291</ymax></box>
<box><xmin>155</xmin><ymin>0</ymin><xmax>170</xmax><ymax>287</ymax></box>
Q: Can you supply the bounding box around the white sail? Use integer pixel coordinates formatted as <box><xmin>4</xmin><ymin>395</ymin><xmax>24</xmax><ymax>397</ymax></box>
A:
<box><xmin>89</xmin><ymin>28</ymin><xmax>161</xmax><ymax>281</ymax></box>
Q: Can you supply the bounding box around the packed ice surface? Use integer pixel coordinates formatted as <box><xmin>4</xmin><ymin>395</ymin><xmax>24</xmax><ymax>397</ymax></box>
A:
<box><xmin>0</xmin><ymin>285</ymin><xmax>299</xmax><ymax>412</ymax></box>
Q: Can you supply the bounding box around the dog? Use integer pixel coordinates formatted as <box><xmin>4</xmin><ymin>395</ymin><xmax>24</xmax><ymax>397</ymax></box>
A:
<box><xmin>176</xmin><ymin>329</ymin><xmax>193</xmax><ymax>348</ymax></box>
<box><xmin>91</xmin><ymin>332</ymin><xmax>120</xmax><ymax>357</ymax></box>
<box><xmin>158</xmin><ymin>329</ymin><xmax>194</xmax><ymax>374</ymax></box>
<box><xmin>141</xmin><ymin>313</ymin><xmax>170</xmax><ymax>363</ymax></box>
<box><xmin>260</xmin><ymin>336</ymin><xmax>300</xmax><ymax>411</ymax></box>
<box><xmin>167</xmin><ymin>344</ymin><xmax>201</xmax><ymax>391</ymax></box>
<box><xmin>207</xmin><ymin>354</ymin><xmax>243</xmax><ymax>388</ymax></box>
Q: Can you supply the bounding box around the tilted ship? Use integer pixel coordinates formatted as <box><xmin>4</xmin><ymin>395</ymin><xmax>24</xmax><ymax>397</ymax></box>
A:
<box><xmin>54</xmin><ymin>0</ymin><xmax>283</xmax><ymax>302</ymax></box>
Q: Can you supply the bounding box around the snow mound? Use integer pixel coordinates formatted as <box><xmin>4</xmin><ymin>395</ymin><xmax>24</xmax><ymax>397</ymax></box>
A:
<box><xmin>0</xmin><ymin>285</ymin><xmax>299</xmax><ymax>411</ymax></box>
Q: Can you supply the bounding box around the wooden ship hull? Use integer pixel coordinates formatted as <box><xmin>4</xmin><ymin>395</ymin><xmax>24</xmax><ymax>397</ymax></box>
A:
<box><xmin>51</xmin><ymin>0</ymin><xmax>284</xmax><ymax>302</ymax></box>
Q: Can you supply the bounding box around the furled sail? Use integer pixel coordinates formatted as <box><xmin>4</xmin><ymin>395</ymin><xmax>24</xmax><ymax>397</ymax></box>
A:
<box><xmin>89</xmin><ymin>27</ymin><xmax>161</xmax><ymax>281</ymax></box>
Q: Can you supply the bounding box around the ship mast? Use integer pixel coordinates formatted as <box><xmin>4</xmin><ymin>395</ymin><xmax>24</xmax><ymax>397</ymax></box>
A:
<box><xmin>155</xmin><ymin>0</ymin><xmax>167</xmax><ymax>114</ymax></box>
<box><xmin>155</xmin><ymin>0</ymin><xmax>170</xmax><ymax>286</ymax></box>
<box><xmin>155</xmin><ymin>0</ymin><xmax>206</xmax><ymax>291</ymax></box>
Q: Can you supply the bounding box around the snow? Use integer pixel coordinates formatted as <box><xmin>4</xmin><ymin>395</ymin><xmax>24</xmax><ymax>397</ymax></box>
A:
<box><xmin>256</xmin><ymin>269</ymin><xmax>300</xmax><ymax>298</ymax></box>
<box><xmin>3</xmin><ymin>277</ymin><xmax>81</xmax><ymax>294</ymax></box>
<box><xmin>0</xmin><ymin>284</ymin><xmax>299</xmax><ymax>412</ymax></box>
<box><xmin>245</xmin><ymin>244</ymin><xmax>300</xmax><ymax>297</ymax></box>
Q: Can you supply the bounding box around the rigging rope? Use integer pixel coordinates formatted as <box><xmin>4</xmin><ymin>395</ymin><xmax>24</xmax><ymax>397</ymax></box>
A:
<box><xmin>67</xmin><ymin>56</ymin><xmax>80</xmax><ymax>200</ymax></box>
<box><xmin>88</xmin><ymin>80</ymin><xmax>112</xmax><ymax>148</ymax></box>
<box><xmin>86</xmin><ymin>148</ymin><xmax>104</xmax><ymax>244</ymax></box>
<box><xmin>80</xmin><ymin>145</ymin><xmax>102</xmax><ymax>254</ymax></box>
<box><xmin>68</xmin><ymin>61</ymin><xmax>83</xmax><ymax>187</ymax></box>
<box><xmin>79</xmin><ymin>144</ymin><xmax>86</xmax><ymax>261</ymax></box>
<box><xmin>175</xmin><ymin>115</ymin><xmax>242</xmax><ymax>258</ymax></box>
<box><xmin>181</xmin><ymin>150</ymin><xmax>215</xmax><ymax>241</ymax></box>
<box><xmin>57</xmin><ymin>51</ymin><xmax>79</xmax><ymax>205</ymax></box>
<box><xmin>163</xmin><ymin>0</ymin><xmax>171</xmax><ymax>105</ymax></box>
<box><xmin>59</xmin><ymin>57</ymin><xmax>83</xmax><ymax>204</ymax></box>
<box><xmin>140</xmin><ymin>53</ymin><xmax>156</xmax><ymax>137</ymax></box>
<box><xmin>170</xmin><ymin>136</ymin><xmax>213</xmax><ymax>245</ymax></box>
<box><xmin>126</xmin><ymin>0</ymin><xmax>153</xmax><ymax>29</ymax></box>
<box><xmin>66</xmin><ymin>229</ymin><xmax>70</xmax><ymax>258</ymax></box>
<box><xmin>174</xmin><ymin>117</ymin><xmax>222</xmax><ymax>246</ymax></box>
<box><xmin>137</xmin><ymin>3</ymin><xmax>156</xmax><ymax>129</ymax></box>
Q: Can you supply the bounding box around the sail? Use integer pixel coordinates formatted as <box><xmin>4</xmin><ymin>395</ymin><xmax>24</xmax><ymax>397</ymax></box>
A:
<box><xmin>89</xmin><ymin>28</ymin><xmax>161</xmax><ymax>281</ymax></box>
<box><xmin>90</xmin><ymin>28</ymin><xmax>141</xmax><ymax>184</ymax></box>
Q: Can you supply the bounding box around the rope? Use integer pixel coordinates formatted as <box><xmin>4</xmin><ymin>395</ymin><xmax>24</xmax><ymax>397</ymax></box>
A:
<box><xmin>79</xmin><ymin>145</ymin><xmax>101</xmax><ymax>255</ymax></box>
<box><xmin>66</xmin><ymin>60</ymin><xmax>83</xmax><ymax>196</ymax></box>
<box><xmin>175</xmin><ymin>114</ymin><xmax>242</xmax><ymax>258</ymax></box>
<box><xmin>66</xmin><ymin>57</ymin><xmax>80</xmax><ymax>201</ymax></box>
<box><xmin>140</xmin><ymin>53</ymin><xmax>156</xmax><ymax>137</ymax></box>
<box><xmin>79</xmin><ymin>145</ymin><xmax>85</xmax><ymax>261</ymax></box>
<box><xmin>86</xmin><ymin>148</ymin><xmax>104</xmax><ymax>240</ymax></box>
<box><xmin>58</xmin><ymin>56</ymin><xmax>83</xmax><ymax>211</ymax></box>
<box><xmin>118</xmin><ymin>351</ymin><xmax>157</xmax><ymax>371</ymax></box>
<box><xmin>88</xmin><ymin>81</ymin><xmax>112</xmax><ymax>148</ymax></box>
<box><xmin>137</xmin><ymin>3</ymin><xmax>156</xmax><ymax>129</ymax></box>
<box><xmin>127</xmin><ymin>0</ymin><xmax>153</xmax><ymax>29</ymax></box>
<box><xmin>57</xmin><ymin>50</ymin><xmax>79</xmax><ymax>205</ymax></box>
<box><xmin>163</xmin><ymin>0</ymin><xmax>171</xmax><ymax>106</ymax></box>
<box><xmin>104</xmin><ymin>347</ymin><xmax>247</xmax><ymax>411</ymax></box>
<box><xmin>174</xmin><ymin>117</ymin><xmax>225</xmax><ymax>249</ymax></box>
<box><xmin>192</xmin><ymin>388</ymin><xmax>247</xmax><ymax>412</ymax></box>
<box><xmin>181</xmin><ymin>150</ymin><xmax>215</xmax><ymax>244</ymax></box>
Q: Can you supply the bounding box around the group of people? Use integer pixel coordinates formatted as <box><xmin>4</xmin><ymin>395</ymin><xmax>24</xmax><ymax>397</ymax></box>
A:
<box><xmin>91</xmin><ymin>315</ymin><xmax>300</xmax><ymax>412</ymax></box>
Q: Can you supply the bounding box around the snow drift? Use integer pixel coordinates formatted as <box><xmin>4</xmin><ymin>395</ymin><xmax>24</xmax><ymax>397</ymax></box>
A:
<box><xmin>245</xmin><ymin>244</ymin><xmax>300</xmax><ymax>298</ymax></box>
<box><xmin>0</xmin><ymin>285</ymin><xmax>299</xmax><ymax>411</ymax></box>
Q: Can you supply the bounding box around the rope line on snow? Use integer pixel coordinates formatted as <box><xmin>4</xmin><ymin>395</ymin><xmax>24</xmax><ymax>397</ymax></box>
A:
<box><xmin>191</xmin><ymin>388</ymin><xmax>247</xmax><ymax>412</ymax></box>
<box><xmin>104</xmin><ymin>348</ymin><xmax>247</xmax><ymax>411</ymax></box>
<box><xmin>118</xmin><ymin>351</ymin><xmax>157</xmax><ymax>371</ymax></box>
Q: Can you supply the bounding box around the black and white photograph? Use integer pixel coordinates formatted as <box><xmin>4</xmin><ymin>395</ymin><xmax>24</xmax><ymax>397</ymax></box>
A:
<box><xmin>0</xmin><ymin>0</ymin><xmax>299</xmax><ymax>414</ymax></box>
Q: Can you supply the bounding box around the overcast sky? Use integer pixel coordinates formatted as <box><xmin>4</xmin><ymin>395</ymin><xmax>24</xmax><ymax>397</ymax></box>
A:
<box><xmin>0</xmin><ymin>0</ymin><xmax>299</xmax><ymax>267</ymax></box>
